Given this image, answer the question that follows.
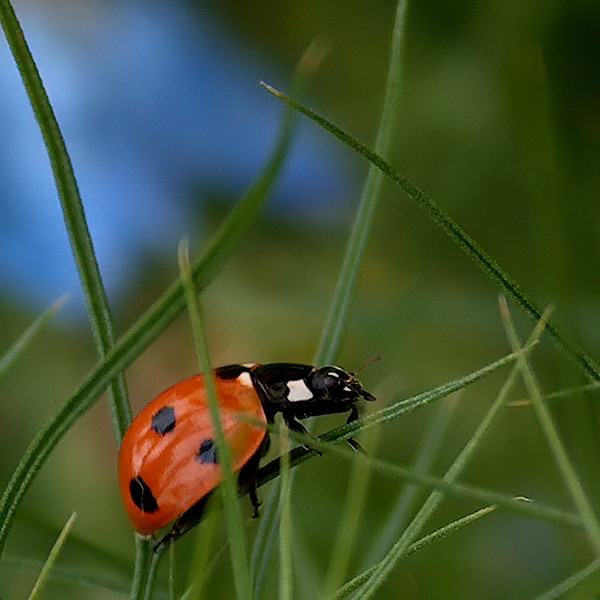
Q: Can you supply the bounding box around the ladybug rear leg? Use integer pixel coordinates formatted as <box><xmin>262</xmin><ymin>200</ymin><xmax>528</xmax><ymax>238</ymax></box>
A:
<box><xmin>345</xmin><ymin>404</ymin><xmax>366</xmax><ymax>454</ymax></box>
<box><xmin>153</xmin><ymin>492</ymin><xmax>212</xmax><ymax>551</ymax></box>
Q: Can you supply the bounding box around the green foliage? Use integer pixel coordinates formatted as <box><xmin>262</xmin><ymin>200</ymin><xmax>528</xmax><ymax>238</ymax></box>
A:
<box><xmin>2</xmin><ymin>0</ymin><xmax>600</xmax><ymax>598</ymax></box>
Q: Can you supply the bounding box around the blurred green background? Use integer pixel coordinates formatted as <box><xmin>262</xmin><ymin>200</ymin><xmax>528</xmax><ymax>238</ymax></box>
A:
<box><xmin>2</xmin><ymin>0</ymin><xmax>600</xmax><ymax>598</ymax></box>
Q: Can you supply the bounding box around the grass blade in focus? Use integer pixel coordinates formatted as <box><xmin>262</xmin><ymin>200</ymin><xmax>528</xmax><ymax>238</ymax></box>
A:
<box><xmin>0</xmin><ymin>0</ymin><xmax>131</xmax><ymax>442</ymax></box>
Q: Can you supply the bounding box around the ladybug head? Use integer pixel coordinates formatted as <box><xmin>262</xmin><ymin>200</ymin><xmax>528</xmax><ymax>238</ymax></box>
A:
<box><xmin>309</xmin><ymin>366</ymin><xmax>376</xmax><ymax>404</ymax></box>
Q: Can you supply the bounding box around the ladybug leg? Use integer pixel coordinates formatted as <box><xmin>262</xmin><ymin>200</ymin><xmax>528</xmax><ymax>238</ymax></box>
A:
<box><xmin>248</xmin><ymin>479</ymin><xmax>261</xmax><ymax>518</ymax></box>
<box><xmin>237</xmin><ymin>436</ymin><xmax>269</xmax><ymax>518</ymax></box>
<box><xmin>153</xmin><ymin>493</ymin><xmax>212</xmax><ymax>551</ymax></box>
<box><xmin>345</xmin><ymin>405</ymin><xmax>366</xmax><ymax>454</ymax></box>
<box><xmin>283</xmin><ymin>415</ymin><xmax>321</xmax><ymax>454</ymax></box>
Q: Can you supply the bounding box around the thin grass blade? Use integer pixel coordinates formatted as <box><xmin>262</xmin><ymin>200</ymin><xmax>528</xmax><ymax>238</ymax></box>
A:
<box><xmin>334</xmin><ymin>505</ymin><xmax>497</xmax><ymax>600</ymax></box>
<box><xmin>272</xmin><ymin>420</ymin><xmax>580</xmax><ymax>531</ymax></box>
<box><xmin>0</xmin><ymin>295</ymin><xmax>67</xmax><ymax>377</ymax></box>
<box><xmin>363</xmin><ymin>393</ymin><xmax>459</xmax><ymax>567</ymax></box>
<box><xmin>533</xmin><ymin>558</ymin><xmax>600</xmax><ymax>600</ymax></box>
<box><xmin>316</xmin><ymin>0</ymin><xmax>408</xmax><ymax>365</ymax></box>
<box><xmin>499</xmin><ymin>297</ymin><xmax>600</xmax><ymax>554</ymax></box>
<box><xmin>180</xmin><ymin>240</ymin><xmax>252</xmax><ymax>599</ymax></box>
<box><xmin>26</xmin><ymin>512</ymin><xmax>77</xmax><ymax>600</ymax></box>
<box><xmin>130</xmin><ymin>536</ymin><xmax>152</xmax><ymax>600</ymax></box>
<box><xmin>278</xmin><ymin>421</ymin><xmax>293</xmax><ymax>600</ymax></box>
<box><xmin>0</xmin><ymin>0</ymin><xmax>131</xmax><ymax>442</ymax></box>
<box><xmin>3</xmin><ymin>552</ymin><xmax>147</xmax><ymax>598</ymax></box>
<box><xmin>346</xmin><ymin>313</ymin><xmax>550</xmax><ymax>600</ymax></box>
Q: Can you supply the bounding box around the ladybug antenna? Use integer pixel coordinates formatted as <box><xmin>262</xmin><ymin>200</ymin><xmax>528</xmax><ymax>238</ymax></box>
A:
<box><xmin>351</xmin><ymin>354</ymin><xmax>381</xmax><ymax>376</ymax></box>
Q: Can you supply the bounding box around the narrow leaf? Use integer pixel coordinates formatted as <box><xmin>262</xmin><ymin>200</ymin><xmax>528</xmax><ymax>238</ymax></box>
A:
<box><xmin>27</xmin><ymin>512</ymin><xmax>77</xmax><ymax>600</ymax></box>
<box><xmin>500</xmin><ymin>297</ymin><xmax>600</xmax><ymax>554</ymax></box>
<box><xmin>180</xmin><ymin>240</ymin><xmax>252</xmax><ymax>600</ymax></box>
<box><xmin>0</xmin><ymin>296</ymin><xmax>67</xmax><ymax>377</ymax></box>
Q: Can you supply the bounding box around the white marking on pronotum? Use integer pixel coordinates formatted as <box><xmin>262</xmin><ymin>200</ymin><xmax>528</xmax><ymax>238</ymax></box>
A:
<box><xmin>287</xmin><ymin>379</ymin><xmax>314</xmax><ymax>402</ymax></box>
<box><xmin>237</xmin><ymin>372</ymin><xmax>253</xmax><ymax>388</ymax></box>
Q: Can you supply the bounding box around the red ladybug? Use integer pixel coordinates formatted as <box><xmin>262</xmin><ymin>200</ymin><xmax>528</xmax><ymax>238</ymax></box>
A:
<box><xmin>118</xmin><ymin>363</ymin><xmax>375</xmax><ymax>545</ymax></box>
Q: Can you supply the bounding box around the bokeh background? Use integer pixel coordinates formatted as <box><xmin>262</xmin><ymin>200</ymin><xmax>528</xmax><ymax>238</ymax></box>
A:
<box><xmin>1</xmin><ymin>0</ymin><xmax>600</xmax><ymax>598</ymax></box>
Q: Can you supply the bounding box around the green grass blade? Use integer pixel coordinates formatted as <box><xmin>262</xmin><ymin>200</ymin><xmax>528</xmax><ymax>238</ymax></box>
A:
<box><xmin>3</xmin><ymin>553</ymin><xmax>150</xmax><ymax>598</ymax></box>
<box><xmin>252</xmin><ymin>333</ymin><xmax>532</xmax><ymax>585</ymax></box>
<box><xmin>26</xmin><ymin>512</ymin><xmax>77</xmax><ymax>600</ymax></box>
<box><xmin>363</xmin><ymin>393</ymin><xmax>458</xmax><ymax>567</ymax></box>
<box><xmin>0</xmin><ymin>0</ymin><xmax>131</xmax><ymax>442</ymax></box>
<box><xmin>311</xmin><ymin>1</ymin><xmax>409</xmax><ymax>580</ymax></box>
<box><xmin>499</xmin><ymin>298</ymin><xmax>600</xmax><ymax>554</ymax></box>
<box><xmin>142</xmin><ymin>547</ymin><xmax>165</xmax><ymax>600</ymax></box>
<box><xmin>250</xmin><ymin>479</ymin><xmax>280</xmax><ymax>599</ymax></box>
<box><xmin>259</xmin><ymin>82</ymin><xmax>600</xmax><ymax>384</ymax></box>
<box><xmin>0</xmin><ymin>86</ymin><xmax>296</xmax><ymax>559</ymax></box>
<box><xmin>168</xmin><ymin>543</ymin><xmax>176</xmax><ymax>600</ymax></box>
<box><xmin>0</xmin><ymin>295</ymin><xmax>67</xmax><ymax>377</ymax></box>
<box><xmin>315</xmin><ymin>0</ymin><xmax>408</xmax><ymax>365</ymax></box>
<box><xmin>269</xmin><ymin>419</ymin><xmax>580</xmax><ymax>531</ymax></box>
<box><xmin>533</xmin><ymin>558</ymin><xmax>600</xmax><ymax>600</ymax></box>
<box><xmin>183</xmin><ymin>502</ymin><xmax>223</xmax><ymax>600</ymax></box>
<box><xmin>179</xmin><ymin>240</ymin><xmax>252</xmax><ymax>599</ymax></box>
<box><xmin>322</xmin><ymin>426</ymin><xmax>379</xmax><ymax>597</ymax></box>
<box><xmin>278</xmin><ymin>422</ymin><xmax>293</xmax><ymax>600</ymax></box>
<box><xmin>334</xmin><ymin>505</ymin><xmax>497</xmax><ymax>600</ymax></box>
<box><xmin>341</xmin><ymin>313</ymin><xmax>551</xmax><ymax>600</ymax></box>
<box><xmin>130</xmin><ymin>536</ymin><xmax>152</xmax><ymax>600</ymax></box>
<box><xmin>509</xmin><ymin>381</ymin><xmax>600</xmax><ymax>408</ymax></box>
<box><xmin>254</xmin><ymin>1</ymin><xmax>408</xmax><ymax>576</ymax></box>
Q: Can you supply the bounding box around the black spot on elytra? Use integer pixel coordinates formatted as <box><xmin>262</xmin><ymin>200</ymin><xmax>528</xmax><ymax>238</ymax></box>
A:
<box><xmin>129</xmin><ymin>476</ymin><xmax>159</xmax><ymax>513</ymax></box>
<box><xmin>197</xmin><ymin>439</ymin><xmax>218</xmax><ymax>464</ymax></box>
<box><xmin>151</xmin><ymin>406</ymin><xmax>176</xmax><ymax>434</ymax></box>
<box><xmin>216</xmin><ymin>364</ymin><xmax>249</xmax><ymax>380</ymax></box>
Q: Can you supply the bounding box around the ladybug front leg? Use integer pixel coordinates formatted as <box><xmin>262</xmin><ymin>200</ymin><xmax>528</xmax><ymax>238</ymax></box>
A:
<box><xmin>345</xmin><ymin>404</ymin><xmax>366</xmax><ymax>454</ymax></box>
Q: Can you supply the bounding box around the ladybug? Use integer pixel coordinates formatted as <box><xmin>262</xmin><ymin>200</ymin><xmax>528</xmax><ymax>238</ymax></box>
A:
<box><xmin>118</xmin><ymin>362</ymin><xmax>375</xmax><ymax>547</ymax></box>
